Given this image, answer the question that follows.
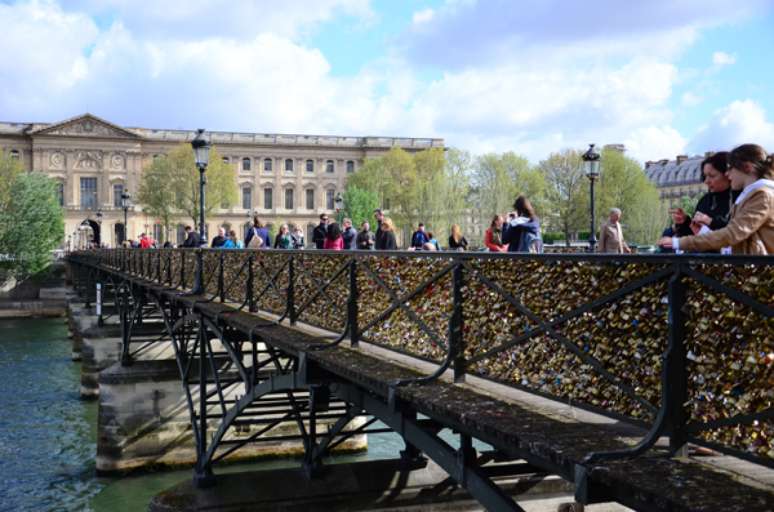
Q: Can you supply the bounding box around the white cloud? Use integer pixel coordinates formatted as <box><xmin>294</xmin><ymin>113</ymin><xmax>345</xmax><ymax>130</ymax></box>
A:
<box><xmin>681</xmin><ymin>91</ymin><xmax>703</xmax><ymax>107</ymax></box>
<box><xmin>689</xmin><ymin>100</ymin><xmax>774</xmax><ymax>153</ymax></box>
<box><xmin>712</xmin><ymin>51</ymin><xmax>736</xmax><ymax>66</ymax></box>
<box><xmin>412</xmin><ymin>8</ymin><xmax>434</xmax><ymax>25</ymax></box>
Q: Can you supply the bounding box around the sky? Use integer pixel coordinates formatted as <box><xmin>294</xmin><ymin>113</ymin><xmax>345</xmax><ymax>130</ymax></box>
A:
<box><xmin>1</xmin><ymin>0</ymin><xmax>773</xmax><ymax>163</ymax></box>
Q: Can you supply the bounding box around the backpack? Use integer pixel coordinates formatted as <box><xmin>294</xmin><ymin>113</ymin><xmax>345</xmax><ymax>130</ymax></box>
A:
<box><xmin>247</xmin><ymin>228</ymin><xmax>264</xmax><ymax>249</ymax></box>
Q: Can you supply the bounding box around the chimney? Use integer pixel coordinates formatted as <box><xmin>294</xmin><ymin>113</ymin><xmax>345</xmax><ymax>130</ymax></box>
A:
<box><xmin>604</xmin><ymin>143</ymin><xmax>626</xmax><ymax>153</ymax></box>
<box><xmin>645</xmin><ymin>161</ymin><xmax>654</xmax><ymax>169</ymax></box>
<box><xmin>676</xmin><ymin>155</ymin><xmax>688</xmax><ymax>164</ymax></box>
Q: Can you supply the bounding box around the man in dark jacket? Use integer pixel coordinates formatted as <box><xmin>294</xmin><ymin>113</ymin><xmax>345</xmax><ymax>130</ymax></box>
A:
<box><xmin>410</xmin><ymin>223</ymin><xmax>429</xmax><ymax>249</ymax></box>
<box><xmin>341</xmin><ymin>218</ymin><xmax>358</xmax><ymax>250</ymax></box>
<box><xmin>211</xmin><ymin>227</ymin><xmax>227</xmax><ymax>248</ymax></box>
<box><xmin>312</xmin><ymin>213</ymin><xmax>329</xmax><ymax>249</ymax></box>
<box><xmin>182</xmin><ymin>226</ymin><xmax>201</xmax><ymax>247</ymax></box>
<box><xmin>373</xmin><ymin>209</ymin><xmax>385</xmax><ymax>250</ymax></box>
<box><xmin>356</xmin><ymin>221</ymin><xmax>374</xmax><ymax>249</ymax></box>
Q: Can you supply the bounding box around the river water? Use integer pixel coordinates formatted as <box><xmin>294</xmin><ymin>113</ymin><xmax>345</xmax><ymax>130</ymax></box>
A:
<box><xmin>0</xmin><ymin>317</ymin><xmax>406</xmax><ymax>512</ymax></box>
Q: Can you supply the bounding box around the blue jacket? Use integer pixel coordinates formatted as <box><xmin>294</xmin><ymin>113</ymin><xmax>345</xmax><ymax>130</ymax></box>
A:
<box><xmin>502</xmin><ymin>218</ymin><xmax>541</xmax><ymax>252</ymax></box>
<box><xmin>245</xmin><ymin>227</ymin><xmax>270</xmax><ymax>248</ymax></box>
<box><xmin>411</xmin><ymin>230</ymin><xmax>429</xmax><ymax>248</ymax></box>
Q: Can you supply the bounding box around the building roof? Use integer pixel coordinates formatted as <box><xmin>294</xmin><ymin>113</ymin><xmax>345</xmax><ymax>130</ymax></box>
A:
<box><xmin>644</xmin><ymin>155</ymin><xmax>704</xmax><ymax>187</ymax></box>
<box><xmin>0</xmin><ymin>113</ymin><xmax>444</xmax><ymax>149</ymax></box>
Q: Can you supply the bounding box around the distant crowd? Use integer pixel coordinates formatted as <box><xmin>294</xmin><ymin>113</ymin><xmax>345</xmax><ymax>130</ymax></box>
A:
<box><xmin>116</xmin><ymin>142</ymin><xmax>773</xmax><ymax>256</ymax></box>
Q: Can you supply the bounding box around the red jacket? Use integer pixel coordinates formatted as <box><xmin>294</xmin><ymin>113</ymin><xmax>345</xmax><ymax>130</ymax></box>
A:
<box><xmin>323</xmin><ymin>236</ymin><xmax>344</xmax><ymax>250</ymax></box>
<box><xmin>140</xmin><ymin>237</ymin><xmax>154</xmax><ymax>249</ymax></box>
<box><xmin>484</xmin><ymin>229</ymin><xmax>507</xmax><ymax>252</ymax></box>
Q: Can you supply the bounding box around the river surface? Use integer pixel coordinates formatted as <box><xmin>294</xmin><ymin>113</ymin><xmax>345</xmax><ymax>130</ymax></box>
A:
<box><xmin>0</xmin><ymin>317</ymin><xmax>406</xmax><ymax>512</ymax></box>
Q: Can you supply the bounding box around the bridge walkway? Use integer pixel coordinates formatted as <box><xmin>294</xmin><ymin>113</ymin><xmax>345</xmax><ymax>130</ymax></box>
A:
<box><xmin>68</xmin><ymin>249</ymin><xmax>774</xmax><ymax>511</ymax></box>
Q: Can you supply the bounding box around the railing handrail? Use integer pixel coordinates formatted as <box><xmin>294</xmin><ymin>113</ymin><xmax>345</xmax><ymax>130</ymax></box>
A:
<box><xmin>68</xmin><ymin>248</ymin><xmax>774</xmax><ymax>469</ymax></box>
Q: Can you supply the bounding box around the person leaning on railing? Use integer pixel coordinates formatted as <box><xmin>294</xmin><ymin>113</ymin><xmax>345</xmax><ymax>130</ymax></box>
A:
<box><xmin>659</xmin><ymin>144</ymin><xmax>774</xmax><ymax>255</ymax></box>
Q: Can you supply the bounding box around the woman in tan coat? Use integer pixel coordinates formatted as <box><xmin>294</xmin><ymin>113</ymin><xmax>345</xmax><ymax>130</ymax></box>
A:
<box><xmin>658</xmin><ymin>144</ymin><xmax>774</xmax><ymax>255</ymax></box>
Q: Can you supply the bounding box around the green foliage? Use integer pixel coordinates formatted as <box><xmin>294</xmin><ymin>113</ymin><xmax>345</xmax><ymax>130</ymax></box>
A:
<box><xmin>348</xmin><ymin>147</ymin><xmax>471</xmax><ymax>242</ymax></box>
<box><xmin>538</xmin><ymin>149</ymin><xmax>587</xmax><ymax>245</ymax></box>
<box><xmin>340</xmin><ymin>185</ymin><xmax>379</xmax><ymax>227</ymax></box>
<box><xmin>0</xmin><ymin>150</ymin><xmax>23</xmax><ymax>212</ymax></box>
<box><xmin>597</xmin><ymin>148</ymin><xmax>666</xmax><ymax>245</ymax></box>
<box><xmin>0</xmin><ymin>171</ymin><xmax>63</xmax><ymax>277</ymax></box>
<box><xmin>678</xmin><ymin>193</ymin><xmax>702</xmax><ymax>218</ymax></box>
<box><xmin>137</xmin><ymin>143</ymin><xmax>237</xmax><ymax>231</ymax></box>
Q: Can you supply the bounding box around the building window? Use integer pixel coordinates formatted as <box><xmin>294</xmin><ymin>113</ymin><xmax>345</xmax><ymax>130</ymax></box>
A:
<box><xmin>326</xmin><ymin>189</ymin><xmax>335</xmax><ymax>210</ymax></box>
<box><xmin>9</xmin><ymin>149</ymin><xmax>20</xmax><ymax>160</ymax></box>
<box><xmin>113</xmin><ymin>183</ymin><xmax>124</xmax><ymax>208</ymax></box>
<box><xmin>306</xmin><ymin>159</ymin><xmax>314</xmax><ymax>173</ymax></box>
<box><xmin>222</xmin><ymin>156</ymin><xmax>230</xmax><ymax>164</ymax></box>
<box><xmin>263</xmin><ymin>187</ymin><xmax>273</xmax><ymax>209</ymax></box>
<box><xmin>264</xmin><ymin>158</ymin><xmax>272</xmax><ymax>172</ymax></box>
<box><xmin>284</xmin><ymin>188</ymin><xmax>294</xmax><ymax>210</ymax></box>
<box><xmin>326</xmin><ymin>160</ymin><xmax>334</xmax><ymax>173</ymax></box>
<box><xmin>153</xmin><ymin>224</ymin><xmax>163</xmax><ymax>242</ymax></box>
<box><xmin>242</xmin><ymin>157</ymin><xmax>251</xmax><ymax>171</ymax></box>
<box><xmin>80</xmin><ymin>177</ymin><xmax>98</xmax><ymax>209</ymax></box>
<box><xmin>285</xmin><ymin>158</ymin><xmax>294</xmax><ymax>172</ymax></box>
<box><xmin>56</xmin><ymin>182</ymin><xmax>64</xmax><ymax>207</ymax></box>
<box><xmin>305</xmin><ymin>188</ymin><xmax>314</xmax><ymax>210</ymax></box>
<box><xmin>242</xmin><ymin>186</ymin><xmax>252</xmax><ymax>210</ymax></box>
<box><xmin>346</xmin><ymin>160</ymin><xmax>355</xmax><ymax>173</ymax></box>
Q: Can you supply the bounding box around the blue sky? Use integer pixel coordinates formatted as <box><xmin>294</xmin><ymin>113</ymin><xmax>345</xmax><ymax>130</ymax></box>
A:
<box><xmin>1</xmin><ymin>0</ymin><xmax>773</xmax><ymax>162</ymax></box>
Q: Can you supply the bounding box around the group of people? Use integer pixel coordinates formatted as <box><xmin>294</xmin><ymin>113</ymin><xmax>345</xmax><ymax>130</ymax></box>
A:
<box><xmin>128</xmin><ymin>143</ymin><xmax>772</xmax><ymax>256</ymax></box>
<box><xmin>558</xmin><ymin>143</ymin><xmax>773</xmax><ymax>256</ymax></box>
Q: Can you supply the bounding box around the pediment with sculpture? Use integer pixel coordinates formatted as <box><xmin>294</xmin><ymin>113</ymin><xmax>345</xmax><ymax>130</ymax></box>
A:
<box><xmin>30</xmin><ymin>114</ymin><xmax>142</xmax><ymax>139</ymax></box>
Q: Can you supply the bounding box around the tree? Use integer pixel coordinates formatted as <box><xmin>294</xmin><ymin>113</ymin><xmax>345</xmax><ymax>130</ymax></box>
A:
<box><xmin>597</xmin><ymin>148</ymin><xmax>666</xmax><ymax>245</ymax></box>
<box><xmin>538</xmin><ymin>149</ymin><xmax>587</xmax><ymax>245</ymax></box>
<box><xmin>0</xmin><ymin>171</ymin><xmax>63</xmax><ymax>277</ymax></box>
<box><xmin>137</xmin><ymin>156</ymin><xmax>176</xmax><ymax>243</ymax></box>
<box><xmin>0</xmin><ymin>150</ymin><xmax>23</xmax><ymax>212</ymax></box>
<box><xmin>137</xmin><ymin>143</ymin><xmax>237</xmax><ymax>232</ymax></box>
<box><xmin>340</xmin><ymin>185</ymin><xmax>379</xmax><ymax>228</ymax></box>
<box><xmin>348</xmin><ymin>147</ymin><xmax>471</xmax><ymax>243</ymax></box>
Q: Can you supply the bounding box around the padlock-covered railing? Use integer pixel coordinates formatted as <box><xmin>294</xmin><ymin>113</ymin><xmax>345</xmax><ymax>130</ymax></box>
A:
<box><xmin>69</xmin><ymin>248</ymin><xmax>774</xmax><ymax>467</ymax></box>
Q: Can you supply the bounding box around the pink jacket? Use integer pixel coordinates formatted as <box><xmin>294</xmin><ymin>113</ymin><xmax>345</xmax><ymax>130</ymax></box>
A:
<box><xmin>323</xmin><ymin>236</ymin><xmax>344</xmax><ymax>250</ymax></box>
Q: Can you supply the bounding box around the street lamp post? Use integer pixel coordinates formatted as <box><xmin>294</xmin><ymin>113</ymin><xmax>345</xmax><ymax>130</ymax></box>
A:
<box><xmin>120</xmin><ymin>191</ymin><xmax>131</xmax><ymax>245</ymax></box>
<box><xmin>191</xmin><ymin>129</ymin><xmax>211</xmax><ymax>246</ymax></box>
<box><xmin>582</xmin><ymin>144</ymin><xmax>601</xmax><ymax>252</ymax></box>
<box><xmin>96</xmin><ymin>209</ymin><xmax>103</xmax><ymax>248</ymax></box>
<box><xmin>191</xmin><ymin>129</ymin><xmax>211</xmax><ymax>297</ymax></box>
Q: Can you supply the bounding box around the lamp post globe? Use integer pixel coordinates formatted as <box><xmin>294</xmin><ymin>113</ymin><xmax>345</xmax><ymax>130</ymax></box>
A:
<box><xmin>582</xmin><ymin>144</ymin><xmax>601</xmax><ymax>252</ymax></box>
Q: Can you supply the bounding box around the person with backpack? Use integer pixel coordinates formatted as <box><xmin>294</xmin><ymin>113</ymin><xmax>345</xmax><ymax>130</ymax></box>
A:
<box><xmin>245</xmin><ymin>216</ymin><xmax>270</xmax><ymax>249</ymax></box>
<box><xmin>503</xmin><ymin>196</ymin><xmax>543</xmax><ymax>253</ymax></box>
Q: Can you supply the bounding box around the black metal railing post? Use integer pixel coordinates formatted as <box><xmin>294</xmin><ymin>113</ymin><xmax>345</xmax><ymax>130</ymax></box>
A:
<box><xmin>120</xmin><ymin>285</ymin><xmax>132</xmax><ymax>366</ymax></box>
<box><xmin>451</xmin><ymin>262</ymin><xmax>466</xmax><ymax>383</ymax></box>
<box><xmin>247</xmin><ymin>254</ymin><xmax>256</xmax><ymax>312</ymax></box>
<box><xmin>180</xmin><ymin>251</ymin><xmax>186</xmax><ymax>289</ymax></box>
<box><xmin>349</xmin><ymin>258</ymin><xmax>359</xmax><ymax>347</ymax></box>
<box><xmin>156</xmin><ymin>250</ymin><xmax>162</xmax><ymax>283</ymax></box>
<box><xmin>218</xmin><ymin>252</ymin><xmax>225</xmax><ymax>302</ymax></box>
<box><xmin>665</xmin><ymin>263</ymin><xmax>688</xmax><ymax>454</ymax></box>
<box><xmin>193</xmin><ymin>249</ymin><xmax>204</xmax><ymax>294</ymax></box>
<box><xmin>288</xmin><ymin>255</ymin><xmax>297</xmax><ymax>325</ymax></box>
<box><xmin>194</xmin><ymin>313</ymin><xmax>214</xmax><ymax>487</ymax></box>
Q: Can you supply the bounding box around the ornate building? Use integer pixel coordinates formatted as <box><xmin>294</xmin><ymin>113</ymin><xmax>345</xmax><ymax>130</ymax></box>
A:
<box><xmin>0</xmin><ymin>114</ymin><xmax>443</xmax><ymax>247</ymax></box>
<box><xmin>644</xmin><ymin>154</ymin><xmax>708</xmax><ymax>209</ymax></box>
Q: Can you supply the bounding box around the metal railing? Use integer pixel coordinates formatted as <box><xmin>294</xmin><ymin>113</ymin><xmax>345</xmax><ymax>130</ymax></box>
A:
<box><xmin>70</xmin><ymin>248</ymin><xmax>774</xmax><ymax>468</ymax></box>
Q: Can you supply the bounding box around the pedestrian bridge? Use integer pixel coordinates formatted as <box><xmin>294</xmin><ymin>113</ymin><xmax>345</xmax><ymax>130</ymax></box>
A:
<box><xmin>67</xmin><ymin>248</ymin><xmax>774</xmax><ymax>511</ymax></box>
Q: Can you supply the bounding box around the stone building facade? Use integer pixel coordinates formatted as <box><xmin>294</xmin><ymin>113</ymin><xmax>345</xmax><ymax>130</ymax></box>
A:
<box><xmin>644</xmin><ymin>154</ymin><xmax>708</xmax><ymax>209</ymax></box>
<box><xmin>0</xmin><ymin>114</ymin><xmax>443</xmax><ymax>248</ymax></box>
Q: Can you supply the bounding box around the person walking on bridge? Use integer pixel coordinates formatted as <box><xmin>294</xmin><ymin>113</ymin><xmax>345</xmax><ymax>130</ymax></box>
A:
<box><xmin>598</xmin><ymin>208</ymin><xmax>631</xmax><ymax>254</ymax></box>
<box><xmin>182</xmin><ymin>225</ymin><xmax>200</xmax><ymax>248</ymax></box>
